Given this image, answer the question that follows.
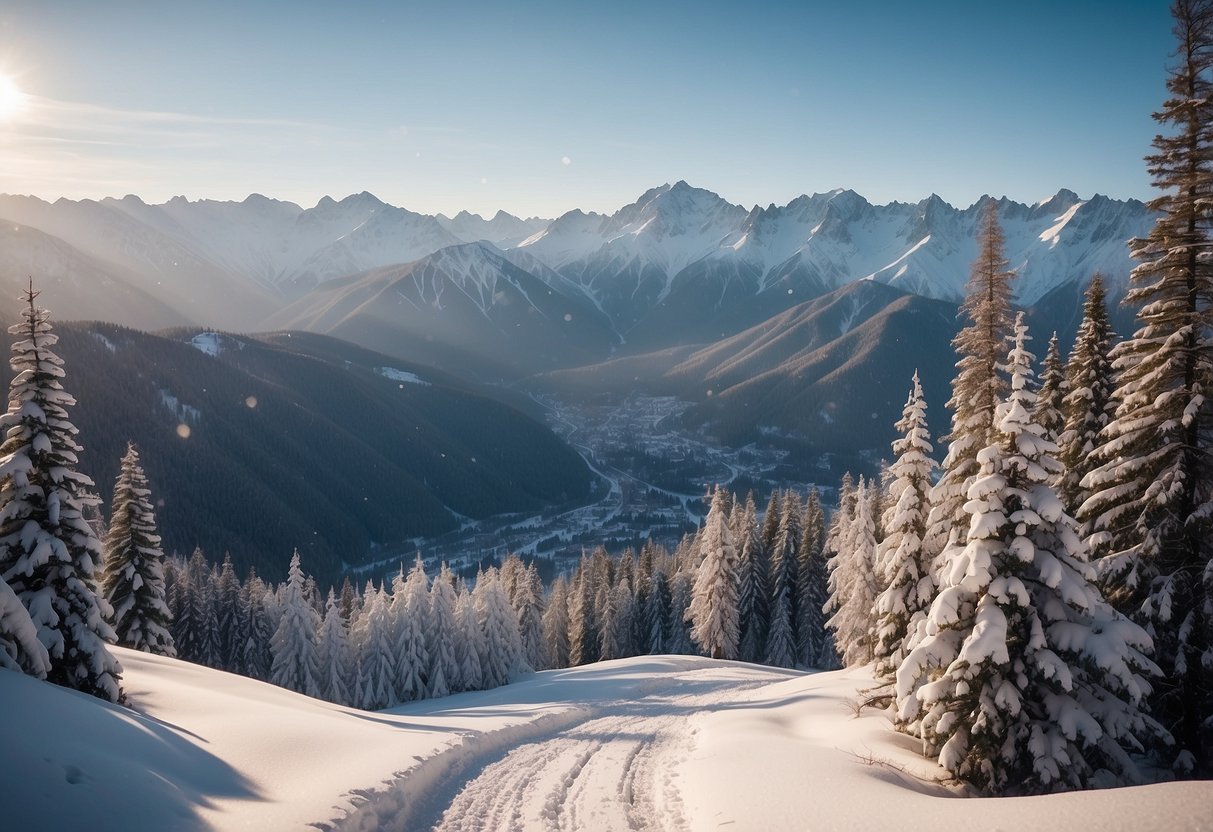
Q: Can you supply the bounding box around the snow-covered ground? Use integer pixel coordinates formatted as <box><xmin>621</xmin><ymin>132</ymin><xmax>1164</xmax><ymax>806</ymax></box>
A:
<box><xmin>2</xmin><ymin>650</ymin><xmax>1209</xmax><ymax>831</ymax></box>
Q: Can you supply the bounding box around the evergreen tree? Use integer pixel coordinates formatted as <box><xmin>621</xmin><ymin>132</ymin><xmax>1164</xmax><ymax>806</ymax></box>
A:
<box><xmin>568</xmin><ymin>560</ymin><xmax>598</xmax><ymax>666</ymax></box>
<box><xmin>513</xmin><ymin>562</ymin><xmax>547</xmax><ymax>670</ymax></box>
<box><xmin>427</xmin><ymin>564</ymin><xmax>460</xmax><ymax>698</ymax></box>
<box><xmin>101</xmin><ymin>443</ymin><xmax>174</xmax><ymax>657</ymax></box>
<box><xmin>454</xmin><ymin>584</ymin><xmax>484</xmax><ymax>692</ymax></box>
<box><xmin>827</xmin><ymin>477</ymin><xmax>880</xmax><ymax>666</ymax></box>
<box><xmin>1032</xmin><ymin>332</ymin><xmax>1068</xmax><ymax>443</ymax></box>
<box><xmin>760</xmin><ymin>490</ymin><xmax>782</xmax><ymax>554</ymax></box>
<box><xmin>1081</xmin><ymin>0</ymin><xmax>1213</xmax><ymax>770</ymax></box>
<box><xmin>541</xmin><ymin>575</ymin><xmax>571</xmax><ymax>670</ymax></box>
<box><xmin>1059</xmin><ymin>275</ymin><xmax>1118</xmax><ymax>528</ymax></box>
<box><xmin>240</xmin><ymin>569</ymin><xmax>274</xmax><ymax>681</ymax></box>
<box><xmin>0</xmin><ymin>287</ymin><xmax>121</xmax><ymax>701</ymax></box>
<box><xmin>338</xmin><ymin>576</ymin><xmax>358</xmax><ymax>622</ymax></box>
<box><xmin>734</xmin><ymin>495</ymin><xmax>769</xmax><ymax>664</ymax></box>
<box><xmin>393</xmin><ymin>557</ymin><xmax>430</xmax><ymax>702</ymax></box>
<box><xmin>925</xmin><ymin>201</ymin><xmax>1016</xmax><ymax>557</ymax></box>
<box><xmin>765</xmin><ymin>494</ymin><xmax>800</xmax><ymax>668</ymax></box>
<box><xmin>476</xmin><ymin>569</ymin><xmax>526</xmax><ymax>688</ymax></box>
<box><xmin>900</xmin><ymin>315</ymin><xmax>1167</xmax><ymax>794</ymax></box>
<box><xmin>212</xmin><ymin>553</ymin><xmax>242</xmax><ymax>671</ymax></box>
<box><xmin>796</xmin><ymin>489</ymin><xmax>830</xmax><ymax>667</ymax></box>
<box><xmin>666</xmin><ymin>569</ymin><xmax>698</xmax><ymax>656</ymax></box>
<box><xmin>358</xmin><ymin>585</ymin><xmax>397</xmax><ymax>708</ymax></box>
<box><xmin>872</xmin><ymin>373</ymin><xmax>937</xmax><ymax>682</ymax></box>
<box><xmin>317</xmin><ymin>590</ymin><xmax>351</xmax><ymax>705</ymax></box>
<box><xmin>269</xmin><ymin>550</ymin><xmax>321</xmax><ymax>697</ymax></box>
<box><xmin>687</xmin><ymin>488</ymin><xmax>741</xmax><ymax>660</ymax></box>
<box><xmin>0</xmin><ymin>574</ymin><xmax>49</xmax><ymax>676</ymax></box>
<box><xmin>645</xmin><ymin>570</ymin><xmax>672</xmax><ymax>654</ymax></box>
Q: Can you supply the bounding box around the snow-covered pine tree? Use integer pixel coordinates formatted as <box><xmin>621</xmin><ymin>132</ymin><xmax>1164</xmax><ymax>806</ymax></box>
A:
<box><xmin>0</xmin><ymin>574</ymin><xmax>49</xmax><ymax>676</ymax></box>
<box><xmin>765</xmin><ymin>493</ymin><xmax>800</xmax><ymax>668</ymax></box>
<box><xmin>269</xmin><ymin>550</ymin><xmax>321</xmax><ymax>697</ymax></box>
<box><xmin>827</xmin><ymin>477</ymin><xmax>880</xmax><ymax>666</ymax></box>
<box><xmin>317</xmin><ymin>590</ymin><xmax>350</xmax><ymax>705</ymax></box>
<box><xmin>541</xmin><ymin>575</ymin><xmax>570</xmax><ymax>670</ymax></box>
<box><xmin>900</xmin><ymin>314</ymin><xmax>1167</xmax><ymax>794</ymax></box>
<box><xmin>733</xmin><ymin>495</ymin><xmax>769</xmax><ymax>663</ymax></box>
<box><xmin>925</xmin><ymin>201</ymin><xmax>1016</xmax><ymax>559</ymax></box>
<box><xmin>358</xmin><ymin>584</ymin><xmax>397</xmax><ymax>708</ymax></box>
<box><xmin>476</xmin><ymin>568</ymin><xmax>526</xmax><ymax>688</ymax></box>
<box><xmin>872</xmin><ymin>372</ymin><xmax>937</xmax><ymax>683</ymax></box>
<box><xmin>212</xmin><ymin>553</ymin><xmax>242</xmax><ymax>671</ymax></box>
<box><xmin>0</xmin><ymin>286</ymin><xmax>121</xmax><ymax>701</ymax></box>
<box><xmin>1081</xmin><ymin>0</ymin><xmax>1213</xmax><ymax>770</ymax></box>
<box><xmin>760</xmin><ymin>490</ymin><xmax>782</xmax><ymax>554</ymax></box>
<box><xmin>393</xmin><ymin>556</ymin><xmax>431</xmax><ymax>701</ymax></box>
<box><xmin>239</xmin><ymin>568</ymin><xmax>274</xmax><ymax>680</ymax></box>
<box><xmin>666</xmin><ymin>569</ymin><xmax>698</xmax><ymax>656</ymax></box>
<box><xmin>173</xmin><ymin>548</ymin><xmax>218</xmax><ymax>665</ymax></box>
<box><xmin>825</xmin><ymin>475</ymin><xmax>855</xmax><ymax>560</ymax></box>
<box><xmin>568</xmin><ymin>559</ymin><xmax>597</xmax><ymax>666</ymax></box>
<box><xmin>645</xmin><ymin>569</ymin><xmax>672</xmax><ymax>654</ymax></box>
<box><xmin>101</xmin><ymin>443</ymin><xmax>174</xmax><ymax>657</ymax></box>
<box><xmin>427</xmin><ymin>563</ymin><xmax>460</xmax><ymax>697</ymax></box>
<box><xmin>599</xmin><ymin>581</ymin><xmax>635</xmax><ymax>661</ymax></box>
<box><xmin>1032</xmin><ymin>332</ymin><xmax>1068</xmax><ymax>444</ymax></box>
<box><xmin>796</xmin><ymin>489</ymin><xmax>831</xmax><ymax>668</ymax></box>
<box><xmin>454</xmin><ymin>584</ymin><xmax>484</xmax><ymax>692</ymax></box>
<box><xmin>513</xmin><ymin>562</ymin><xmax>547</xmax><ymax>670</ymax></box>
<box><xmin>1059</xmin><ymin>274</ymin><xmax>1118</xmax><ymax>529</ymax></box>
<box><xmin>687</xmin><ymin>487</ymin><xmax>741</xmax><ymax>660</ymax></box>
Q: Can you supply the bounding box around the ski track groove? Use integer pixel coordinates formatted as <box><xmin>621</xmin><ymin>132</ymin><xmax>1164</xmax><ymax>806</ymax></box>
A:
<box><xmin>425</xmin><ymin>672</ymin><xmax>773</xmax><ymax>832</ymax></box>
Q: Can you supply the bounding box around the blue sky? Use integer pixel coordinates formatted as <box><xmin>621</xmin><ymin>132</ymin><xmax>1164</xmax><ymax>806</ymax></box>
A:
<box><xmin>0</xmin><ymin>0</ymin><xmax>1175</xmax><ymax>217</ymax></box>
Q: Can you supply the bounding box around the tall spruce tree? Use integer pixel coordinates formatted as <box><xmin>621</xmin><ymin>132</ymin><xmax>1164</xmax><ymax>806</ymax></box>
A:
<box><xmin>427</xmin><ymin>564</ymin><xmax>460</xmax><ymax>697</ymax></box>
<box><xmin>1033</xmin><ymin>332</ymin><xmax>1068</xmax><ymax>443</ymax></box>
<box><xmin>541</xmin><ymin>575</ymin><xmax>571</xmax><ymax>670</ymax></box>
<box><xmin>1059</xmin><ymin>275</ymin><xmax>1119</xmax><ymax>527</ymax></box>
<box><xmin>901</xmin><ymin>315</ymin><xmax>1167</xmax><ymax>794</ymax></box>
<box><xmin>101</xmin><ymin>443</ymin><xmax>174</xmax><ymax>657</ymax></box>
<box><xmin>796</xmin><ymin>490</ymin><xmax>832</xmax><ymax>668</ymax></box>
<box><xmin>872</xmin><ymin>373</ymin><xmax>937</xmax><ymax>683</ymax></box>
<box><xmin>0</xmin><ymin>285</ymin><xmax>121</xmax><ymax>701</ymax></box>
<box><xmin>925</xmin><ymin>201</ymin><xmax>1016</xmax><ymax>558</ymax></box>
<box><xmin>269</xmin><ymin>550</ymin><xmax>321</xmax><ymax>697</ymax></box>
<box><xmin>765</xmin><ymin>494</ymin><xmax>800</xmax><ymax>668</ymax></box>
<box><xmin>733</xmin><ymin>495</ymin><xmax>769</xmax><ymax>664</ymax></box>
<box><xmin>0</xmin><ymin>574</ymin><xmax>48</xmax><ymax>676</ymax></box>
<box><xmin>826</xmin><ymin>477</ymin><xmax>880</xmax><ymax>667</ymax></box>
<box><xmin>316</xmin><ymin>590</ymin><xmax>351</xmax><ymax>705</ymax></box>
<box><xmin>687</xmin><ymin>488</ymin><xmax>740</xmax><ymax>660</ymax></box>
<box><xmin>1081</xmin><ymin>0</ymin><xmax>1213</xmax><ymax>771</ymax></box>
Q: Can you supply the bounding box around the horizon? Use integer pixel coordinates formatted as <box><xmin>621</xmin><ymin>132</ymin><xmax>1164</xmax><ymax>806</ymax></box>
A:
<box><xmin>0</xmin><ymin>180</ymin><xmax>1150</xmax><ymax>222</ymax></box>
<box><xmin>0</xmin><ymin>0</ymin><xmax>1175</xmax><ymax>217</ymax></box>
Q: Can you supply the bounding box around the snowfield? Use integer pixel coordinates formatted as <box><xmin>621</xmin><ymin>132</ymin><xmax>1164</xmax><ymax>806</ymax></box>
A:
<box><xmin>2</xmin><ymin>649</ymin><xmax>1209</xmax><ymax>832</ymax></box>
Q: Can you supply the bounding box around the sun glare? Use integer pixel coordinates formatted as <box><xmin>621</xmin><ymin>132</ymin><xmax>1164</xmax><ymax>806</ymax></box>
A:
<box><xmin>0</xmin><ymin>76</ymin><xmax>27</xmax><ymax>121</ymax></box>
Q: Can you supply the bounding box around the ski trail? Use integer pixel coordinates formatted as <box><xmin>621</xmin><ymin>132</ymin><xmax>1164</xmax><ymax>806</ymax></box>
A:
<box><xmin>425</xmin><ymin>670</ymin><xmax>771</xmax><ymax>832</ymax></box>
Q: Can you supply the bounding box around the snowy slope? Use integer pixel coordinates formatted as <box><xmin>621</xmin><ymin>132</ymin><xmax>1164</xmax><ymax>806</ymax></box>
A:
<box><xmin>3</xmin><ymin>650</ymin><xmax>1208</xmax><ymax>832</ymax></box>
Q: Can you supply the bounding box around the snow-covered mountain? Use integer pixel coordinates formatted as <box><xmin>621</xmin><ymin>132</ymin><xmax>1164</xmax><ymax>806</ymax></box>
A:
<box><xmin>0</xmin><ymin>184</ymin><xmax>1150</xmax><ymax>371</ymax></box>
<box><xmin>515</xmin><ymin>182</ymin><xmax>1152</xmax><ymax>347</ymax></box>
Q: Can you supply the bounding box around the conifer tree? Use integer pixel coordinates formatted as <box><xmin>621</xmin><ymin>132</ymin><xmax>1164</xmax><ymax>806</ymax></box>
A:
<box><xmin>513</xmin><ymin>562</ymin><xmax>547</xmax><ymax>670</ymax></box>
<box><xmin>687</xmin><ymin>488</ymin><xmax>741</xmax><ymax>660</ymax></box>
<box><xmin>317</xmin><ymin>590</ymin><xmax>351</xmax><ymax>705</ymax></box>
<box><xmin>0</xmin><ymin>574</ymin><xmax>49</xmax><ymax>676</ymax></box>
<box><xmin>600</xmin><ymin>582</ymin><xmax>634</xmax><ymax>661</ymax></box>
<box><xmin>358</xmin><ymin>585</ymin><xmax>397</xmax><ymax>708</ymax></box>
<box><xmin>765</xmin><ymin>495</ymin><xmax>800</xmax><ymax>668</ymax></box>
<box><xmin>0</xmin><ymin>286</ymin><xmax>121</xmax><ymax>701</ymax></box>
<box><xmin>733</xmin><ymin>495</ymin><xmax>769</xmax><ymax>663</ymax></box>
<box><xmin>454</xmin><ymin>584</ymin><xmax>484</xmax><ymax>692</ymax></box>
<box><xmin>899</xmin><ymin>315</ymin><xmax>1167</xmax><ymax>794</ymax></box>
<box><xmin>827</xmin><ymin>477</ymin><xmax>880</xmax><ymax>666</ymax></box>
<box><xmin>667</xmin><ymin>569</ymin><xmax>698</xmax><ymax>655</ymax></box>
<box><xmin>925</xmin><ymin>202</ymin><xmax>1016</xmax><ymax>557</ymax></box>
<box><xmin>1058</xmin><ymin>275</ymin><xmax>1118</xmax><ymax>526</ymax></box>
<box><xmin>797</xmin><ymin>490</ymin><xmax>832</xmax><ymax>667</ymax></box>
<box><xmin>568</xmin><ymin>560</ymin><xmax>598</xmax><ymax>666</ymax></box>
<box><xmin>476</xmin><ymin>569</ymin><xmax>526</xmax><ymax>687</ymax></box>
<box><xmin>240</xmin><ymin>569</ymin><xmax>274</xmax><ymax>680</ymax></box>
<box><xmin>101</xmin><ymin>443</ymin><xmax>174</xmax><ymax>657</ymax></box>
<box><xmin>645</xmin><ymin>570</ymin><xmax>672</xmax><ymax>654</ymax></box>
<box><xmin>542</xmin><ymin>576</ymin><xmax>571</xmax><ymax>669</ymax></box>
<box><xmin>269</xmin><ymin>550</ymin><xmax>321</xmax><ymax>697</ymax></box>
<box><xmin>1033</xmin><ymin>332</ymin><xmax>1068</xmax><ymax>443</ymax></box>
<box><xmin>872</xmin><ymin>373</ymin><xmax>937</xmax><ymax>682</ymax></box>
<box><xmin>393</xmin><ymin>557</ymin><xmax>430</xmax><ymax>701</ymax></box>
<box><xmin>212</xmin><ymin>553</ymin><xmax>242</xmax><ymax>670</ymax></box>
<box><xmin>427</xmin><ymin>564</ymin><xmax>460</xmax><ymax>698</ymax></box>
<box><xmin>1081</xmin><ymin>0</ymin><xmax>1213</xmax><ymax>769</ymax></box>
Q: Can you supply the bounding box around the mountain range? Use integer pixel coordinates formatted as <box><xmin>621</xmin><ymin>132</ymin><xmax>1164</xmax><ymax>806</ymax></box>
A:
<box><xmin>0</xmin><ymin>183</ymin><xmax>1151</xmax><ymax>376</ymax></box>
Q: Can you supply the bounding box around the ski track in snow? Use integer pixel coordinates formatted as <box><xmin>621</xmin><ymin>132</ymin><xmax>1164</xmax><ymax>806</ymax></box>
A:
<box><xmin>403</xmin><ymin>671</ymin><xmax>771</xmax><ymax>832</ymax></box>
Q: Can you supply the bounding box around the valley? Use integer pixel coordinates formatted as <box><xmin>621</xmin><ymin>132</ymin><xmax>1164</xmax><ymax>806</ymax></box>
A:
<box><xmin>354</xmin><ymin>392</ymin><xmax>822</xmax><ymax>580</ymax></box>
